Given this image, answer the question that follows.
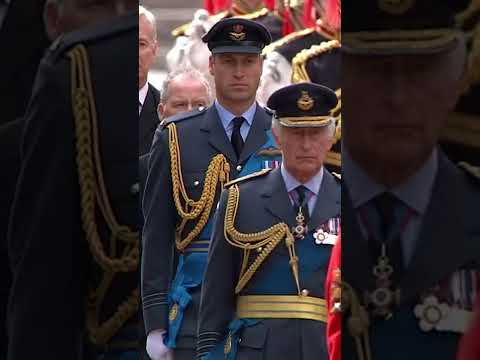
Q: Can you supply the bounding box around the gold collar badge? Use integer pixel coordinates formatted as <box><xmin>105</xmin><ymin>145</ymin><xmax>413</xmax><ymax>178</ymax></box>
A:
<box><xmin>229</xmin><ymin>24</ymin><xmax>246</xmax><ymax>41</ymax></box>
<box><xmin>297</xmin><ymin>91</ymin><xmax>315</xmax><ymax>111</ymax></box>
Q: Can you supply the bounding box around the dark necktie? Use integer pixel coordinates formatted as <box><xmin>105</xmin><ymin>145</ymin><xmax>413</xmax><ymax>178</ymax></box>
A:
<box><xmin>231</xmin><ymin>117</ymin><xmax>245</xmax><ymax>158</ymax></box>
<box><xmin>294</xmin><ymin>185</ymin><xmax>310</xmax><ymax>226</ymax></box>
<box><xmin>371</xmin><ymin>192</ymin><xmax>405</xmax><ymax>282</ymax></box>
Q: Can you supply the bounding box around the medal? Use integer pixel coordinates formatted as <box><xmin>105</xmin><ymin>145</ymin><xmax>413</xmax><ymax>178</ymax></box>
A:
<box><xmin>414</xmin><ymin>295</ymin><xmax>450</xmax><ymax>332</ymax></box>
<box><xmin>365</xmin><ymin>243</ymin><xmax>401</xmax><ymax>318</ymax></box>
<box><xmin>292</xmin><ymin>207</ymin><xmax>307</xmax><ymax>239</ymax></box>
<box><xmin>313</xmin><ymin>228</ymin><xmax>326</xmax><ymax>244</ymax></box>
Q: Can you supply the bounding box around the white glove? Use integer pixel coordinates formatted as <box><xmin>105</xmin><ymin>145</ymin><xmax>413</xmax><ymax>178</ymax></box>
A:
<box><xmin>146</xmin><ymin>329</ymin><xmax>174</xmax><ymax>360</ymax></box>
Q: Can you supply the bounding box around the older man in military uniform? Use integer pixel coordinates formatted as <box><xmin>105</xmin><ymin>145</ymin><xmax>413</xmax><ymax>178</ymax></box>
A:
<box><xmin>7</xmin><ymin>13</ymin><xmax>139</xmax><ymax>360</ymax></box>
<box><xmin>197</xmin><ymin>82</ymin><xmax>340</xmax><ymax>360</ymax></box>
<box><xmin>341</xmin><ymin>1</ymin><xmax>480</xmax><ymax>359</ymax></box>
<box><xmin>142</xmin><ymin>18</ymin><xmax>282</xmax><ymax>360</ymax></box>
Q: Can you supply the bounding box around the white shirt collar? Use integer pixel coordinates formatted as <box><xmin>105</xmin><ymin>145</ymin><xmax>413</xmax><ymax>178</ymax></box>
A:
<box><xmin>139</xmin><ymin>82</ymin><xmax>149</xmax><ymax>106</ymax></box>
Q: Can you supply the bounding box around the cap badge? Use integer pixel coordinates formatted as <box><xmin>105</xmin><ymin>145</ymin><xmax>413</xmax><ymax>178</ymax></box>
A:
<box><xmin>378</xmin><ymin>0</ymin><xmax>414</xmax><ymax>15</ymax></box>
<box><xmin>229</xmin><ymin>24</ymin><xmax>246</xmax><ymax>41</ymax></box>
<box><xmin>297</xmin><ymin>91</ymin><xmax>315</xmax><ymax>111</ymax></box>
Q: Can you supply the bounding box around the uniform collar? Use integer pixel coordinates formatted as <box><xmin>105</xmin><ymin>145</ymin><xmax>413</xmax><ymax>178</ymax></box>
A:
<box><xmin>280</xmin><ymin>163</ymin><xmax>324</xmax><ymax>196</ymax></box>
<box><xmin>214</xmin><ymin>99</ymin><xmax>256</xmax><ymax>129</ymax></box>
<box><xmin>343</xmin><ymin>148</ymin><xmax>438</xmax><ymax>214</ymax></box>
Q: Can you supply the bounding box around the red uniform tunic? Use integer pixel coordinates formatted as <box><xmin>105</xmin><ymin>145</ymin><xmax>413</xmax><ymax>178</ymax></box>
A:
<box><xmin>456</xmin><ymin>295</ymin><xmax>480</xmax><ymax>360</ymax></box>
<box><xmin>325</xmin><ymin>236</ymin><xmax>341</xmax><ymax>360</ymax></box>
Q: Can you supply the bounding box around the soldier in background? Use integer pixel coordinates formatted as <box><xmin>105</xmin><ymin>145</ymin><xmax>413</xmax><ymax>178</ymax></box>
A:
<box><xmin>440</xmin><ymin>2</ymin><xmax>480</xmax><ymax>166</ymax></box>
<box><xmin>341</xmin><ymin>1</ymin><xmax>480</xmax><ymax>359</ymax></box>
<box><xmin>258</xmin><ymin>0</ymin><xmax>341</xmax><ymax>173</ymax></box>
<box><xmin>7</xmin><ymin>13</ymin><xmax>140</xmax><ymax>360</ymax></box>
<box><xmin>166</xmin><ymin>0</ymin><xmax>289</xmax><ymax>82</ymax></box>
<box><xmin>257</xmin><ymin>0</ymin><xmax>341</xmax><ymax>104</ymax></box>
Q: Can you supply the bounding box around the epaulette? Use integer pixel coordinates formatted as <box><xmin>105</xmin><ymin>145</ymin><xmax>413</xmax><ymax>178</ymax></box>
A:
<box><xmin>235</xmin><ymin>7</ymin><xmax>269</xmax><ymax>20</ymax></box>
<box><xmin>47</xmin><ymin>14</ymin><xmax>136</xmax><ymax>62</ymax></box>
<box><xmin>262</xmin><ymin>27</ymin><xmax>315</xmax><ymax>56</ymax></box>
<box><xmin>171</xmin><ymin>10</ymin><xmax>229</xmax><ymax>37</ymax></box>
<box><xmin>316</xmin><ymin>19</ymin><xmax>339</xmax><ymax>41</ymax></box>
<box><xmin>458</xmin><ymin>161</ymin><xmax>480</xmax><ymax>181</ymax></box>
<box><xmin>225</xmin><ymin>168</ymin><xmax>272</xmax><ymax>187</ymax></box>
<box><xmin>160</xmin><ymin>107</ymin><xmax>207</xmax><ymax>129</ymax></box>
<box><xmin>291</xmin><ymin>40</ymin><xmax>341</xmax><ymax>83</ymax></box>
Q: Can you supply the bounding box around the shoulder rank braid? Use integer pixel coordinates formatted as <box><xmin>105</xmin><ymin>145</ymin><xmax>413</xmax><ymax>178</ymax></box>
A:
<box><xmin>291</xmin><ymin>40</ymin><xmax>341</xmax><ymax>83</ymax></box>
<box><xmin>167</xmin><ymin>122</ymin><xmax>231</xmax><ymax>251</ymax></box>
<box><xmin>224</xmin><ymin>183</ymin><xmax>303</xmax><ymax>295</ymax></box>
<box><xmin>68</xmin><ymin>45</ymin><xmax>139</xmax><ymax>345</ymax></box>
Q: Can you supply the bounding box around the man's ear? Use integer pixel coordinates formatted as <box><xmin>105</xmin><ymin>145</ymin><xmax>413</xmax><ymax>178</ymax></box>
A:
<box><xmin>158</xmin><ymin>103</ymin><xmax>165</xmax><ymax>120</ymax></box>
<box><xmin>209</xmin><ymin>55</ymin><xmax>215</xmax><ymax>77</ymax></box>
<box><xmin>272</xmin><ymin>125</ymin><xmax>282</xmax><ymax>149</ymax></box>
<box><xmin>43</xmin><ymin>0</ymin><xmax>61</xmax><ymax>41</ymax></box>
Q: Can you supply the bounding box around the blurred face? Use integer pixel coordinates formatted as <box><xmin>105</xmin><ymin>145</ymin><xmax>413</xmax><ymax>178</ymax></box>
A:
<box><xmin>158</xmin><ymin>76</ymin><xmax>211</xmax><ymax>119</ymax></box>
<box><xmin>139</xmin><ymin>14</ymin><xmax>158</xmax><ymax>89</ymax></box>
<box><xmin>343</xmin><ymin>44</ymin><xmax>466</xmax><ymax>174</ymax></box>
<box><xmin>209</xmin><ymin>53</ymin><xmax>263</xmax><ymax>105</ymax></box>
<box><xmin>44</xmin><ymin>0</ymin><xmax>136</xmax><ymax>41</ymax></box>
<box><xmin>273</xmin><ymin>125</ymin><xmax>334</xmax><ymax>183</ymax></box>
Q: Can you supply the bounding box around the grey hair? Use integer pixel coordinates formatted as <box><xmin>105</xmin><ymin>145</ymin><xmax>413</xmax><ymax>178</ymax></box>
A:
<box><xmin>271</xmin><ymin>116</ymin><xmax>337</xmax><ymax>137</ymax></box>
<box><xmin>139</xmin><ymin>5</ymin><xmax>157</xmax><ymax>40</ymax></box>
<box><xmin>160</xmin><ymin>67</ymin><xmax>213</xmax><ymax>105</ymax></box>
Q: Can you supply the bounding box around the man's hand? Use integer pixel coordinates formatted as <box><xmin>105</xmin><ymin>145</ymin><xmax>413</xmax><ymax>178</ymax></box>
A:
<box><xmin>146</xmin><ymin>329</ymin><xmax>174</xmax><ymax>360</ymax></box>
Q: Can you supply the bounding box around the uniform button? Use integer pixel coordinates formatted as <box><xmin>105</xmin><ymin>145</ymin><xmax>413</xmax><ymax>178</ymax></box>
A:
<box><xmin>194</xmin><ymin>180</ymin><xmax>200</xmax><ymax>186</ymax></box>
<box><xmin>236</xmin><ymin>165</ymin><xmax>242</xmax><ymax>171</ymax></box>
<box><xmin>301</xmin><ymin>289</ymin><xmax>309</xmax><ymax>297</ymax></box>
<box><xmin>257</xmin><ymin>247</ymin><xmax>263</xmax><ymax>253</ymax></box>
<box><xmin>130</xmin><ymin>183</ymin><xmax>139</xmax><ymax>195</ymax></box>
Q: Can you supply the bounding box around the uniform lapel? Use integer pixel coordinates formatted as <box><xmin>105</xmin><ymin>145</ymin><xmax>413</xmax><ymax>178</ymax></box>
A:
<box><xmin>342</xmin><ymin>187</ymin><xmax>376</xmax><ymax>292</ymax></box>
<box><xmin>308</xmin><ymin>170</ymin><xmax>340</xmax><ymax>231</ymax></box>
<box><xmin>261</xmin><ymin>168</ymin><xmax>297</xmax><ymax>228</ymax></box>
<box><xmin>238</xmin><ymin>104</ymin><xmax>270</xmax><ymax>164</ymax></box>
<box><xmin>200</xmin><ymin>106</ymin><xmax>237</xmax><ymax>164</ymax></box>
<box><xmin>400</xmin><ymin>154</ymin><xmax>474</xmax><ymax>302</ymax></box>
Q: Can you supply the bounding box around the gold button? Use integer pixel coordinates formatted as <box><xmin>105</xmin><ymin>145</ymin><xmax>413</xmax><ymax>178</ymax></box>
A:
<box><xmin>301</xmin><ymin>289</ymin><xmax>309</xmax><ymax>297</ymax></box>
<box><xmin>194</xmin><ymin>180</ymin><xmax>200</xmax><ymax>186</ymax></box>
<box><xmin>256</xmin><ymin>247</ymin><xmax>263</xmax><ymax>252</ymax></box>
<box><xmin>236</xmin><ymin>165</ymin><xmax>242</xmax><ymax>171</ymax></box>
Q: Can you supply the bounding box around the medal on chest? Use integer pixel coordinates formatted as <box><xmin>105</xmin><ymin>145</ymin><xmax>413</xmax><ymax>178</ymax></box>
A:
<box><xmin>364</xmin><ymin>243</ymin><xmax>401</xmax><ymax>319</ymax></box>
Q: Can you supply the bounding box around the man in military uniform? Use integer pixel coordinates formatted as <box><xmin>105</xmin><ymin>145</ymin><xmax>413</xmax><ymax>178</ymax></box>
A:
<box><xmin>341</xmin><ymin>1</ymin><xmax>480</xmax><ymax>359</ymax></box>
<box><xmin>7</xmin><ymin>13</ymin><xmax>140</xmax><ymax>360</ymax></box>
<box><xmin>142</xmin><ymin>18</ymin><xmax>282</xmax><ymax>360</ymax></box>
<box><xmin>197</xmin><ymin>82</ymin><xmax>340</xmax><ymax>360</ymax></box>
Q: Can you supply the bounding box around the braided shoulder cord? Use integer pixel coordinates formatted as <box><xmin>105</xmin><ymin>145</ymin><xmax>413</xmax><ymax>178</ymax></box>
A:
<box><xmin>68</xmin><ymin>45</ymin><xmax>139</xmax><ymax>345</ymax></box>
<box><xmin>168</xmin><ymin>123</ymin><xmax>231</xmax><ymax>251</ymax></box>
<box><xmin>291</xmin><ymin>39</ymin><xmax>341</xmax><ymax>83</ymax></box>
<box><xmin>223</xmin><ymin>184</ymin><xmax>301</xmax><ymax>295</ymax></box>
